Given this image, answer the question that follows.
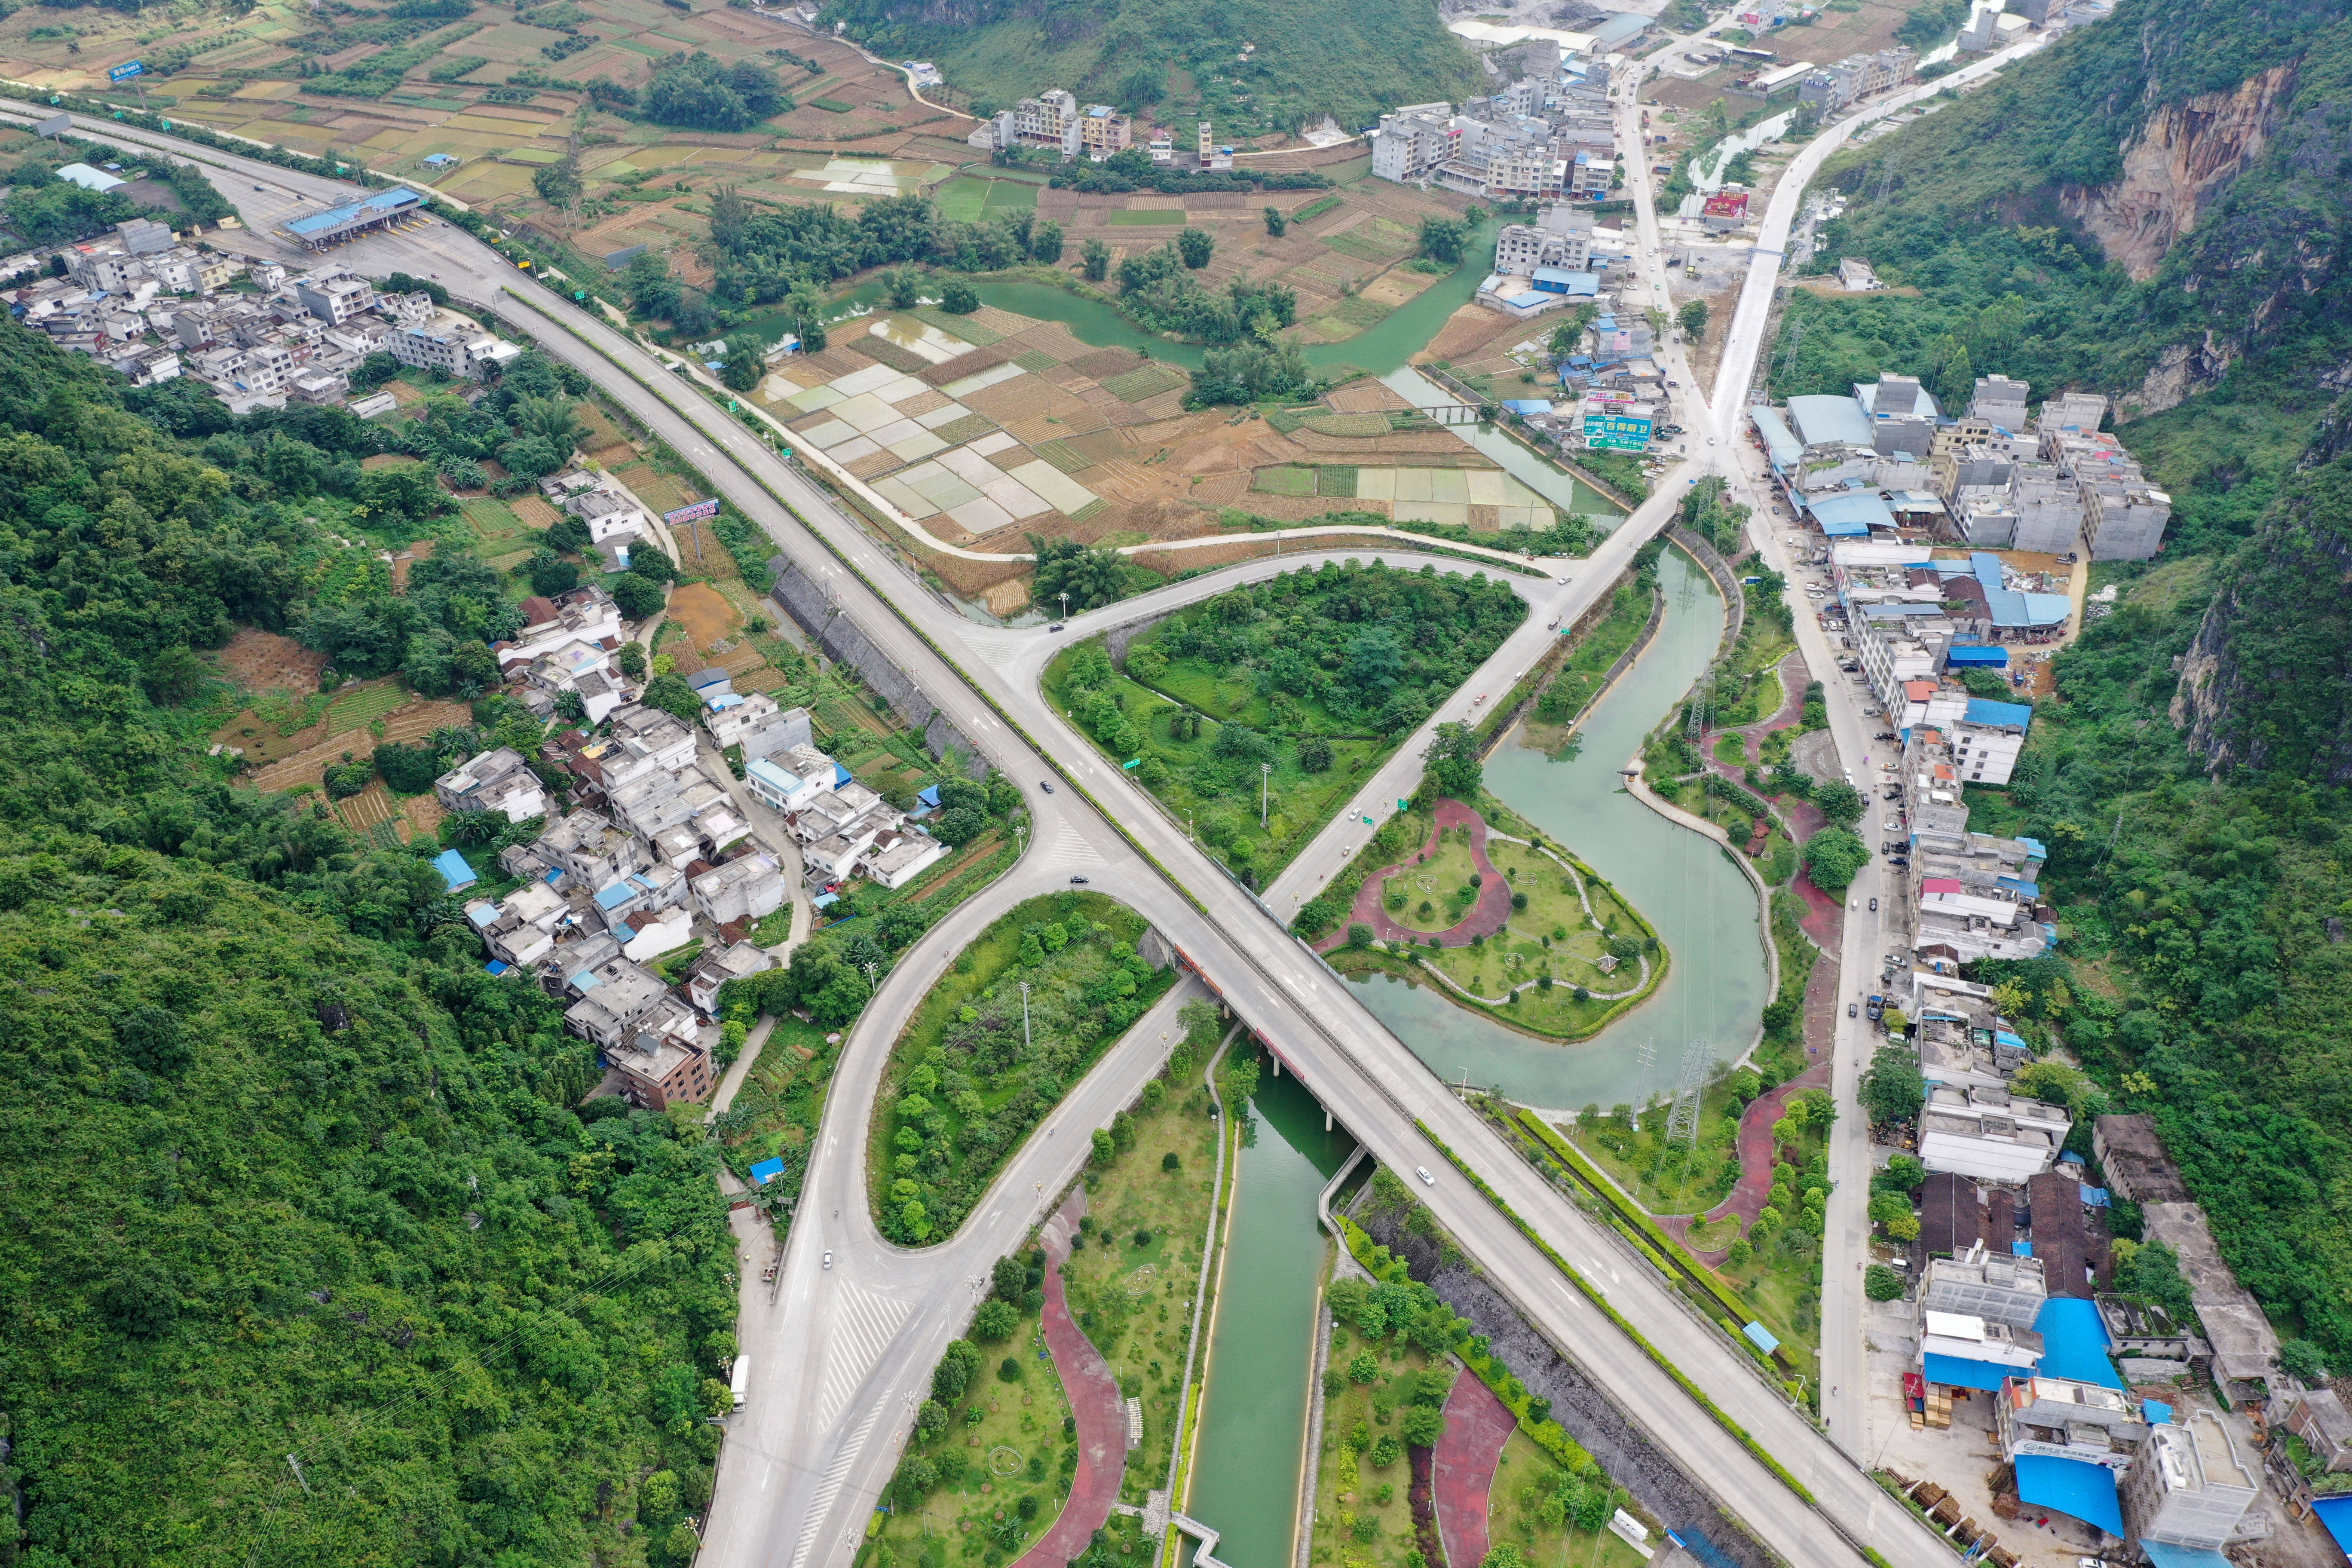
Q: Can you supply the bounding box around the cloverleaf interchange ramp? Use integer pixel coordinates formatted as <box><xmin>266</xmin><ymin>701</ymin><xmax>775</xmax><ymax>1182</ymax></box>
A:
<box><xmin>0</xmin><ymin>98</ymin><xmax>1962</xmax><ymax>1568</ymax></box>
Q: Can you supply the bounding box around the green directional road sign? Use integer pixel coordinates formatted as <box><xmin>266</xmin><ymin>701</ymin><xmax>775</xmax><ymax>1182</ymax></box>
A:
<box><xmin>1397</xmin><ymin>798</ymin><xmax>1410</xmax><ymax>812</ymax></box>
<box><xmin>1362</xmin><ymin>813</ymin><xmax>1374</xmax><ymax>825</ymax></box>
<box><xmin>1122</xmin><ymin>758</ymin><xmax>1142</xmax><ymax>770</ymax></box>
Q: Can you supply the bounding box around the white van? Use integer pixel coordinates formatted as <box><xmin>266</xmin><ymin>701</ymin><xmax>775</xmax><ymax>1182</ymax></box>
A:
<box><xmin>730</xmin><ymin>1357</ymin><xmax>750</xmax><ymax>1411</ymax></box>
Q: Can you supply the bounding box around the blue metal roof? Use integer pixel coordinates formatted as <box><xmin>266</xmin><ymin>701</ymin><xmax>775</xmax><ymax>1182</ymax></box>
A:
<box><xmin>1945</xmin><ymin>644</ymin><xmax>2007</xmax><ymax>667</ymax></box>
<box><xmin>2143</xmin><ymin>1399</ymin><xmax>2173</xmax><ymax>1425</ymax></box>
<box><xmin>287</xmin><ymin>186</ymin><xmax>425</xmax><ymax>236</ymax></box>
<box><xmin>1742</xmin><ymin>1320</ymin><xmax>1780</xmax><ymax>1354</ymax></box>
<box><xmin>432</xmin><ymin>849</ymin><xmax>478</xmax><ymax>890</ymax></box>
<box><xmin>918</xmin><ymin>784</ymin><xmax>941</xmax><ymax>808</ymax></box>
<box><xmin>593</xmin><ymin>879</ymin><xmax>636</xmax><ymax>910</ymax></box>
<box><xmin>1965</xmin><ymin>697</ymin><xmax>2034</xmax><ymax>730</ymax></box>
<box><xmin>2035</xmin><ymin>1297</ymin><xmax>2122</xmax><ymax>1389</ymax></box>
<box><xmin>833</xmin><ymin>763</ymin><xmax>853</xmax><ymax>788</ymax></box>
<box><xmin>1786</xmin><ymin>393</ymin><xmax>1872</xmax><ymax>448</ymax></box>
<box><xmin>2142</xmin><ymin>1543</ymin><xmax>2231</xmax><ymax>1568</ymax></box>
<box><xmin>1750</xmin><ymin>405</ymin><xmax>1801</xmax><ymax>469</ymax></box>
<box><xmin>749</xmin><ymin>1157</ymin><xmax>786</xmax><ymax>1185</ymax></box>
<box><xmin>1921</xmin><ymin>1353</ymin><xmax>2019</xmax><ymax>1392</ymax></box>
<box><xmin>2015</xmin><ymin>1455</ymin><xmax>2121</xmax><ymax>1536</ymax></box>
<box><xmin>1809</xmin><ymin>491</ymin><xmax>1896</xmax><ymax>534</ymax></box>
<box><xmin>1503</xmin><ymin>398</ymin><xmax>1555</xmax><ymax>415</ymax></box>
<box><xmin>2020</xmin><ymin>835</ymin><xmax>2048</xmax><ymax>860</ymax></box>
<box><xmin>748</xmin><ymin>756</ymin><xmax>803</xmax><ymax>793</ymax></box>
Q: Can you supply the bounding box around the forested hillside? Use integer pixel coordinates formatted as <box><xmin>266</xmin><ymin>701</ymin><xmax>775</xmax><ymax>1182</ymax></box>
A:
<box><xmin>0</xmin><ymin>324</ymin><xmax>735</xmax><ymax>1564</ymax></box>
<box><xmin>817</xmin><ymin>0</ymin><xmax>1480</xmax><ymax>135</ymax></box>
<box><xmin>1769</xmin><ymin>0</ymin><xmax>2352</xmax><ymax>1365</ymax></box>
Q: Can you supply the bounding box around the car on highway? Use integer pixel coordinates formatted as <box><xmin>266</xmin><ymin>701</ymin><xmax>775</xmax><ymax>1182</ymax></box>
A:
<box><xmin>1868</xmin><ymin>896</ymin><xmax>1879</xmax><ymax>912</ymax></box>
<box><xmin>1048</xmin><ymin>622</ymin><xmax>1065</xmax><ymax>632</ymax></box>
<box><xmin>1069</xmin><ymin>874</ymin><xmax>1089</xmax><ymax>884</ymax></box>
<box><xmin>1415</xmin><ymin>1166</ymin><xmax>1436</xmax><ymax>1185</ymax></box>
<box><xmin>1039</xmin><ymin>780</ymin><xmax>1054</xmax><ymax>793</ymax></box>
<box><xmin>822</xmin><ymin>1250</ymin><xmax>833</xmax><ymax>1269</ymax></box>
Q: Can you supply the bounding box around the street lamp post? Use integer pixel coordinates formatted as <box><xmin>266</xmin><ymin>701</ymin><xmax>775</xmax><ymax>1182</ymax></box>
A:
<box><xmin>1058</xmin><ymin>591</ymin><xmax>1069</xmax><ymax>624</ymax></box>
<box><xmin>1260</xmin><ymin>762</ymin><xmax>1271</xmax><ymax>829</ymax></box>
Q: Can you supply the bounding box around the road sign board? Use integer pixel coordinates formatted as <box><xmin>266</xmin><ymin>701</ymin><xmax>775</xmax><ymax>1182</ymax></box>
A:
<box><xmin>31</xmin><ymin>113</ymin><xmax>70</xmax><ymax>138</ymax></box>
<box><xmin>109</xmin><ymin>60</ymin><xmax>145</xmax><ymax>81</ymax></box>
<box><xmin>665</xmin><ymin>499</ymin><xmax>720</xmax><ymax>525</ymax></box>
<box><xmin>1397</xmin><ymin>799</ymin><xmax>1409</xmax><ymax>811</ymax></box>
<box><xmin>1122</xmin><ymin>758</ymin><xmax>1142</xmax><ymax>770</ymax></box>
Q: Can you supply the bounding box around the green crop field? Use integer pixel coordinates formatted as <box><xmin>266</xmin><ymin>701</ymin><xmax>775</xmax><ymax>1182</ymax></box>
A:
<box><xmin>1105</xmin><ymin>209</ymin><xmax>1186</xmax><ymax>226</ymax></box>
<box><xmin>934</xmin><ymin>175</ymin><xmax>1041</xmax><ymax>221</ymax></box>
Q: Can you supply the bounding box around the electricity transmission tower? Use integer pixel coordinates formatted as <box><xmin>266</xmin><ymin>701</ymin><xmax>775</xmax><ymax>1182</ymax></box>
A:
<box><xmin>1665</xmin><ymin>1038</ymin><xmax>1712</xmax><ymax>1151</ymax></box>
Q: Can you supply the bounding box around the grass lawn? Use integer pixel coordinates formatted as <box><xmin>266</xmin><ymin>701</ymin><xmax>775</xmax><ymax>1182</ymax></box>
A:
<box><xmin>1307</xmin><ymin>1320</ymin><xmax>1439</xmax><ymax>1568</ymax></box>
<box><xmin>870</xmin><ymin>1296</ymin><xmax>1080</xmax><ymax>1563</ymax></box>
<box><xmin>1064</xmin><ymin>1072</ymin><xmax>1224</xmax><ymax>1505</ymax></box>
<box><xmin>1486</xmin><ymin>1427</ymin><xmax>1656</xmax><ymax>1568</ymax></box>
<box><xmin>867</xmin><ymin>893</ymin><xmax>1179</xmax><ymax>1243</ymax></box>
<box><xmin>1562</xmin><ymin>1090</ymin><xmax>1742</xmax><ymax>1218</ymax></box>
<box><xmin>716</xmin><ymin>1011</ymin><xmax>839</xmax><ymax>1177</ymax></box>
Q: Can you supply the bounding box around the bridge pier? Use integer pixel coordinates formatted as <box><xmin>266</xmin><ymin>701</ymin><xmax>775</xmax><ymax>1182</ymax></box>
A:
<box><xmin>1324</xmin><ymin>1107</ymin><xmax>1332</xmax><ymax>1132</ymax></box>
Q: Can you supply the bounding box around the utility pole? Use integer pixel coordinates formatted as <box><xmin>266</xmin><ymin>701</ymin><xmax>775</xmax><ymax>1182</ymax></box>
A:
<box><xmin>864</xmin><ymin>961</ymin><xmax>878</xmax><ymax>995</ymax></box>
<box><xmin>1260</xmin><ymin>762</ymin><xmax>1271</xmax><ymax>829</ymax></box>
<box><xmin>1019</xmin><ymin>980</ymin><xmax>1032</xmax><ymax>1056</ymax></box>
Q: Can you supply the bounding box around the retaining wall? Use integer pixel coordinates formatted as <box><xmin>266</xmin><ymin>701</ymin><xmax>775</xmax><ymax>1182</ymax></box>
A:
<box><xmin>769</xmin><ymin>556</ymin><xmax>990</xmax><ymax>778</ymax></box>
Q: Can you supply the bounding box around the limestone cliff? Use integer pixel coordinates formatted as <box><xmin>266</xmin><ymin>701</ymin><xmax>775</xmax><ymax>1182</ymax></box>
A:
<box><xmin>2060</xmin><ymin>62</ymin><xmax>2300</xmax><ymax>282</ymax></box>
<box><xmin>2171</xmin><ymin>392</ymin><xmax>2352</xmax><ymax>780</ymax></box>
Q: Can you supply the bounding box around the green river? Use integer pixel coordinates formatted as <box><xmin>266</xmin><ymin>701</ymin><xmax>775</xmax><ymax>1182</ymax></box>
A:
<box><xmin>1185</xmin><ymin>556</ymin><xmax>1767</xmax><ymax>1567</ymax></box>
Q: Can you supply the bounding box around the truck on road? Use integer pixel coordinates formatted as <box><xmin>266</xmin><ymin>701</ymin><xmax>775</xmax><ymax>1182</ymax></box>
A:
<box><xmin>730</xmin><ymin>1357</ymin><xmax>750</xmax><ymax>1410</ymax></box>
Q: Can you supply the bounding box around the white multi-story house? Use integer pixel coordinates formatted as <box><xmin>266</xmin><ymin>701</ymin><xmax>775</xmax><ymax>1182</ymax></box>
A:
<box><xmin>1916</xmin><ymin>1082</ymin><xmax>2070</xmax><ymax>1181</ymax></box>
<box><xmin>691</xmin><ymin>851</ymin><xmax>787</xmax><ymax>926</ymax></box>
<box><xmin>385</xmin><ymin>310</ymin><xmax>523</xmax><ymax>380</ymax></box>
<box><xmin>704</xmin><ymin>690</ymin><xmax>812</xmax><ymax>759</ymax></box>
<box><xmin>745</xmin><ymin>754</ymin><xmax>828</xmax><ymax>815</ymax></box>
<box><xmin>435</xmin><ymin>747</ymin><xmax>549</xmax><ymax>823</ymax></box>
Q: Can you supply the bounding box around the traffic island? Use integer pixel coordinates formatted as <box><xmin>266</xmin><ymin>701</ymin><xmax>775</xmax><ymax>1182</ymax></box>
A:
<box><xmin>865</xmin><ymin>891</ymin><xmax>1181</xmax><ymax>1245</ymax></box>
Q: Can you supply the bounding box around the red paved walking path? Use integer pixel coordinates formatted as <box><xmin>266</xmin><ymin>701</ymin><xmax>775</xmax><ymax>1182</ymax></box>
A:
<box><xmin>1431</xmin><ymin>1373</ymin><xmax>1516</xmax><ymax>1568</ymax></box>
<box><xmin>1314</xmin><ymin>798</ymin><xmax>1514</xmax><ymax>953</ymax></box>
<box><xmin>1013</xmin><ymin>1194</ymin><xmax>1125</xmax><ymax>1568</ymax></box>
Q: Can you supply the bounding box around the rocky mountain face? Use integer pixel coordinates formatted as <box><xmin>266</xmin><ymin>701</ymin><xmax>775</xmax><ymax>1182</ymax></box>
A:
<box><xmin>2058</xmin><ymin>61</ymin><xmax>2299</xmax><ymax>282</ymax></box>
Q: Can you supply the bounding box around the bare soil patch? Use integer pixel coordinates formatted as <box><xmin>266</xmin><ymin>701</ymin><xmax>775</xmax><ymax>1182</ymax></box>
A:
<box><xmin>213</xmin><ymin>628</ymin><xmax>325</xmax><ymax>692</ymax></box>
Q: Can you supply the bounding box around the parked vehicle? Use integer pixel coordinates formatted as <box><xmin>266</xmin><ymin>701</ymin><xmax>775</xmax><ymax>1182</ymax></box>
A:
<box><xmin>731</xmin><ymin>1357</ymin><xmax>751</xmax><ymax>1409</ymax></box>
<box><xmin>1868</xmin><ymin>896</ymin><xmax>1880</xmax><ymax>913</ymax></box>
<box><xmin>1069</xmin><ymin>875</ymin><xmax>1089</xmax><ymax>884</ymax></box>
<box><xmin>1866</xmin><ymin>995</ymin><xmax>1884</xmax><ymax>1020</ymax></box>
<box><xmin>1847</xmin><ymin>1002</ymin><xmax>1859</xmax><ymax>1018</ymax></box>
<box><xmin>1048</xmin><ymin>622</ymin><xmax>1065</xmax><ymax>632</ymax></box>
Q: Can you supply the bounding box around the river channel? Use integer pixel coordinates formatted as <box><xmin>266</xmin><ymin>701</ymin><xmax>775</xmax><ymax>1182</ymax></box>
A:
<box><xmin>1354</xmin><ymin>548</ymin><xmax>1771</xmax><ymax>1112</ymax></box>
<box><xmin>1186</xmin><ymin>1069</ymin><xmax>1354</xmax><ymax>1568</ymax></box>
<box><xmin>1180</xmin><ymin>552</ymin><xmax>1768</xmax><ymax>1566</ymax></box>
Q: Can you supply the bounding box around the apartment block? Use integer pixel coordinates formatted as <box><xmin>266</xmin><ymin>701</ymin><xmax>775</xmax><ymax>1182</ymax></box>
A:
<box><xmin>1494</xmin><ymin>204</ymin><xmax>1596</xmax><ymax>275</ymax></box>
<box><xmin>2122</xmin><ymin>1412</ymin><xmax>2258</xmax><ymax>1550</ymax></box>
<box><xmin>1995</xmin><ymin>1376</ymin><xmax>2146</xmax><ymax>1470</ymax></box>
<box><xmin>1371</xmin><ymin>103</ymin><xmax>1457</xmax><ymax>183</ymax></box>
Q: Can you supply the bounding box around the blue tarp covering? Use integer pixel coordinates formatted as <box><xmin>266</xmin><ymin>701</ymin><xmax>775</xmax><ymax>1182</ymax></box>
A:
<box><xmin>2311</xmin><ymin>1494</ymin><xmax>2352</xmax><ymax>1560</ymax></box>
<box><xmin>2013</xmin><ymin>1241</ymin><xmax>2033</xmax><ymax>1256</ymax></box>
<box><xmin>2142</xmin><ymin>1542</ymin><xmax>2233</xmax><ymax>1568</ymax></box>
<box><xmin>432</xmin><ymin>849</ymin><xmax>478</xmax><ymax>891</ymax></box>
<box><xmin>1946</xmin><ymin>644</ymin><xmax>2008</xmax><ymax>667</ymax></box>
<box><xmin>749</xmin><ymin>1157</ymin><xmax>786</xmax><ymax>1185</ymax></box>
<box><xmin>1966</xmin><ymin>697</ymin><xmax>2035</xmax><ymax>730</ymax></box>
<box><xmin>2015</xmin><ymin>1455</ymin><xmax>2122</xmax><ymax>1536</ymax></box>
<box><xmin>2080</xmin><ymin>1185</ymin><xmax>2111</xmax><ymax>1207</ymax></box>
<box><xmin>1502</xmin><ymin>398</ymin><xmax>1556</xmax><ymax>415</ymax></box>
<box><xmin>486</xmin><ymin>959</ymin><xmax>511</xmax><ymax>975</ymax></box>
<box><xmin>1921</xmin><ymin>1354</ymin><xmax>2021</xmax><ymax>1392</ymax></box>
<box><xmin>833</xmin><ymin>763</ymin><xmax>854</xmax><ymax>788</ymax></box>
<box><xmin>2035</xmin><ymin>1297</ymin><xmax>2123</xmax><ymax>1389</ymax></box>
<box><xmin>2021</xmin><ymin>835</ymin><xmax>2049</xmax><ymax>861</ymax></box>
<box><xmin>2142</xmin><ymin>1399</ymin><xmax>2172</xmax><ymax>1425</ymax></box>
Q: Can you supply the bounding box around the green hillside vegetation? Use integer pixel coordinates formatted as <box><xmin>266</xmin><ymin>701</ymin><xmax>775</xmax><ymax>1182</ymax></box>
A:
<box><xmin>1779</xmin><ymin>0</ymin><xmax>2352</xmax><ymax>1362</ymax></box>
<box><xmin>0</xmin><ymin>322</ymin><xmax>732</xmax><ymax>1563</ymax></box>
<box><xmin>816</xmin><ymin>0</ymin><xmax>1481</xmax><ymax>136</ymax></box>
